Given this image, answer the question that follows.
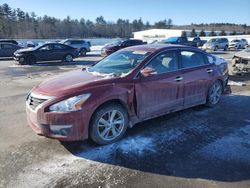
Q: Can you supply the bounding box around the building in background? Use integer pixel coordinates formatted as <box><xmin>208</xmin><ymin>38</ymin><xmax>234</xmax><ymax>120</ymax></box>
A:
<box><xmin>133</xmin><ymin>29</ymin><xmax>239</xmax><ymax>40</ymax></box>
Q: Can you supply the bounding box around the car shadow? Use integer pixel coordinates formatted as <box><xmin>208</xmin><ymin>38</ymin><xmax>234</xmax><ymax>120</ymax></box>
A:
<box><xmin>61</xmin><ymin>94</ymin><xmax>250</xmax><ymax>182</ymax></box>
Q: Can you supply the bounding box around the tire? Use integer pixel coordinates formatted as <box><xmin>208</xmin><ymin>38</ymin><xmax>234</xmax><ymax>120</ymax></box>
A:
<box><xmin>26</xmin><ymin>56</ymin><xmax>36</xmax><ymax>65</ymax></box>
<box><xmin>214</xmin><ymin>46</ymin><xmax>218</xmax><ymax>51</ymax></box>
<box><xmin>90</xmin><ymin>103</ymin><xmax>128</xmax><ymax>145</ymax></box>
<box><xmin>63</xmin><ymin>54</ymin><xmax>73</xmax><ymax>62</ymax></box>
<box><xmin>80</xmin><ymin>48</ymin><xmax>87</xmax><ymax>56</ymax></box>
<box><xmin>206</xmin><ymin>80</ymin><xmax>223</xmax><ymax>107</ymax></box>
<box><xmin>224</xmin><ymin>45</ymin><xmax>228</xmax><ymax>51</ymax></box>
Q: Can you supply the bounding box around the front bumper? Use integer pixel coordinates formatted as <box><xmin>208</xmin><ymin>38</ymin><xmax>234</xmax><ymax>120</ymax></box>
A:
<box><xmin>202</xmin><ymin>46</ymin><xmax>214</xmax><ymax>51</ymax></box>
<box><xmin>13</xmin><ymin>55</ymin><xmax>25</xmax><ymax>62</ymax></box>
<box><xmin>26</xmin><ymin>103</ymin><xmax>89</xmax><ymax>141</ymax></box>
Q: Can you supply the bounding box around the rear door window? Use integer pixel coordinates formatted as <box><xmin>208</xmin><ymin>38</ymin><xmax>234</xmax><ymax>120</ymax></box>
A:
<box><xmin>3</xmin><ymin>44</ymin><xmax>14</xmax><ymax>49</ymax></box>
<box><xmin>181</xmin><ymin>50</ymin><xmax>207</xmax><ymax>68</ymax></box>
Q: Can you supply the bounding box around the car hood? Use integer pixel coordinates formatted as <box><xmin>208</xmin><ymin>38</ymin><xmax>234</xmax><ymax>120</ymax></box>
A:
<box><xmin>32</xmin><ymin>69</ymin><xmax>114</xmax><ymax>97</ymax></box>
<box><xmin>15</xmin><ymin>47</ymin><xmax>35</xmax><ymax>53</ymax></box>
<box><xmin>234</xmin><ymin>51</ymin><xmax>250</xmax><ymax>59</ymax></box>
<box><xmin>103</xmin><ymin>44</ymin><xmax>120</xmax><ymax>50</ymax></box>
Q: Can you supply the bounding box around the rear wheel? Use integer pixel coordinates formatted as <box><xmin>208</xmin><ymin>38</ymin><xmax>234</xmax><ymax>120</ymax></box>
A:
<box><xmin>206</xmin><ymin>80</ymin><xmax>223</xmax><ymax>107</ymax></box>
<box><xmin>90</xmin><ymin>103</ymin><xmax>128</xmax><ymax>145</ymax></box>
<box><xmin>80</xmin><ymin>48</ymin><xmax>87</xmax><ymax>56</ymax></box>
<box><xmin>224</xmin><ymin>45</ymin><xmax>228</xmax><ymax>51</ymax></box>
<box><xmin>214</xmin><ymin>46</ymin><xmax>218</xmax><ymax>51</ymax></box>
<box><xmin>64</xmin><ymin>54</ymin><xmax>73</xmax><ymax>62</ymax></box>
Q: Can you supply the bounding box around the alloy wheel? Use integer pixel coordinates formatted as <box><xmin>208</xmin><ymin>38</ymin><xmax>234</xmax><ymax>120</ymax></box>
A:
<box><xmin>97</xmin><ymin>110</ymin><xmax>125</xmax><ymax>141</ymax></box>
<box><xmin>209</xmin><ymin>81</ymin><xmax>222</xmax><ymax>105</ymax></box>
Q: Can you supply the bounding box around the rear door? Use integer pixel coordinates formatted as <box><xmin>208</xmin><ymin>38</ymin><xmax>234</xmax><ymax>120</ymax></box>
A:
<box><xmin>180</xmin><ymin>49</ymin><xmax>215</xmax><ymax>107</ymax></box>
<box><xmin>1</xmin><ymin>44</ymin><xmax>17</xmax><ymax>57</ymax></box>
<box><xmin>135</xmin><ymin>49</ymin><xmax>184</xmax><ymax>119</ymax></box>
<box><xmin>51</xmin><ymin>44</ymin><xmax>67</xmax><ymax>60</ymax></box>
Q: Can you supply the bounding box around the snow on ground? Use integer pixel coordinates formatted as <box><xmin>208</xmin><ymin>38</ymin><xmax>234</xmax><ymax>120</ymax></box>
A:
<box><xmin>228</xmin><ymin>81</ymin><xmax>247</xmax><ymax>86</ymax></box>
<box><xmin>88</xmin><ymin>45</ymin><xmax>103</xmax><ymax>55</ymax></box>
<box><xmin>198</xmin><ymin>120</ymin><xmax>250</xmax><ymax>163</ymax></box>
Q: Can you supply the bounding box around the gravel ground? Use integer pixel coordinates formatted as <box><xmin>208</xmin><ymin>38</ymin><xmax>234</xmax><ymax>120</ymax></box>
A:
<box><xmin>0</xmin><ymin>51</ymin><xmax>250</xmax><ymax>188</ymax></box>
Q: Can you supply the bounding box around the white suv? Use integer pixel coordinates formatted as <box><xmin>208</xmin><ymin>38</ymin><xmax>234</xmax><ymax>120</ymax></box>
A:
<box><xmin>61</xmin><ymin>39</ymin><xmax>91</xmax><ymax>56</ymax></box>
<box><xmin>229</xmin><ymin>39</ymin><xmax>248</xmax><ymax>49</ymax></box>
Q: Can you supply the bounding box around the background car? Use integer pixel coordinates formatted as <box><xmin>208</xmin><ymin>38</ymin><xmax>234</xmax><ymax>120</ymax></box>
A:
<box><xmin>231</xmin><ymin>48</ymin><xmax>250</xmax><ymax>74</ymax></box>
<box><xmin>159</xmin><ymin>36</ymin><xmax>197</xmax><ymax>47</ymax></box>
<box><xmin>0</xmin><ymin>43</ymin><xmax>22</xmax><ymax>58</ymax></box>
<box><xmin>202</xmin><ymin>38</ymin><xmax>229</xmax><ymax>51</ymax></box>
<box><xmin>101</xmin><ymin>39</ymin><xmax>146</xmax><ymax>56</ymax></box>
<box><xmin>192</xmin><ymin>37</ymin><xmax>207</xmax><ymax>47</ymax></box>
<box><xmin>26</xmin><ymin>45</ymin><xmax>228</xmax><ymax>145</ymax></box>
<box><xmin>60</xmin><ymin>39</ymin><xmax>91</xmax><ymax>56</ymax></box>
<box><xmin>14</xmin><ymin>43</ymin><xmax>78</xmax><ymax>64</ymax></box>
<box><xmin>0</xmin><ymin>39</ymin><xmax>18</xmax><ymax>45</ymax></box>
<box><xmin>229</xmin><ymin>39</ymin><xmax>248</xmax><ymax>49</ymax></box>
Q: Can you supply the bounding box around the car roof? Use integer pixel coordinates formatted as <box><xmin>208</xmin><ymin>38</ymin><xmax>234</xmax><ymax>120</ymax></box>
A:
<box><xmin>0</xmin><ymin>42</ymin><xmax>17</xmax><ymax>45</ymax></box>
<box><xmin>121</xmin><ymin>44</ymin><xmax>202</xmax><ymax>53</ymax></box>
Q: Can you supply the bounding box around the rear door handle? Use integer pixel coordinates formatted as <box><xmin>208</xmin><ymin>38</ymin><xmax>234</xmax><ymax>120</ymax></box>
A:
<box><xmin>174</xmin><ymin>76</ymin><xmax>183</xmax><ymax>82</ymax></box>
<box><xmin>207</xmin><ymin>69</ymin><xmax>213</xmax><ymax>73</ymax></box>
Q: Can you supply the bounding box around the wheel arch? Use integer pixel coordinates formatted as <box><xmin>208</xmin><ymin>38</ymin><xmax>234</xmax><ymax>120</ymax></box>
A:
<box><xmin>88</xmin><ymin>98</ymin><xmax>130</xmax><ymax>138</ymax></box>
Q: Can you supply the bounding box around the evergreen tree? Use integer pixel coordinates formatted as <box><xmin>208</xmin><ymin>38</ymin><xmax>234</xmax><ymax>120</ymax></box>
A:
<box><xmin>199</xmin><ymin>29</ymin><xmax>206</xmax><ymax>36</ymax></box>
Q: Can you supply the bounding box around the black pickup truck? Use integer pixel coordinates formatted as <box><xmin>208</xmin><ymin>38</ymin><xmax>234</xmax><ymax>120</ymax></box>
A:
<box><xmin>160</xmin><ymin>36</ymin><xmax>197</xmax><ymax>47</ymax></box>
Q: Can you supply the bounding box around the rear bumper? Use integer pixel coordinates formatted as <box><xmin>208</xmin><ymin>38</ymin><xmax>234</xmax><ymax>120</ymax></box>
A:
<box><xmin>26</xmin><ymin>104</ymin><xmax>89</xmax><ymax>141</ymax></box>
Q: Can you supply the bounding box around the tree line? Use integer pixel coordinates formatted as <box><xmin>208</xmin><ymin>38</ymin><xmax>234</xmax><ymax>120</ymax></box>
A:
<box><xmin>0</xmin><ymin>3</ymin><xmax>249</xmax><ymax>39</ymax></box>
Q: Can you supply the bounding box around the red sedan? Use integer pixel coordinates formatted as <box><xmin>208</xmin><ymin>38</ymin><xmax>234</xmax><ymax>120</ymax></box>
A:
<box><xmin>26</xmin><ymin>44</ymin><xmax>228</xmax><ymax>144</ymax></box>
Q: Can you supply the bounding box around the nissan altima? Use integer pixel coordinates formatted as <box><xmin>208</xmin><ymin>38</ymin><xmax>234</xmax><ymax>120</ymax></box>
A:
<box><xmin>26</xmin><ymin>44</ymin><xmax>228</xmax><ymax>144</ymax></box>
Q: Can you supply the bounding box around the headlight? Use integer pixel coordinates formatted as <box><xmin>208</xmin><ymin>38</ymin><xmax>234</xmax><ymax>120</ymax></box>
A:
<box><xmin>49</xmin><ymin>93</ymin><xmax>91</xmax><ymax>112</ymax></box>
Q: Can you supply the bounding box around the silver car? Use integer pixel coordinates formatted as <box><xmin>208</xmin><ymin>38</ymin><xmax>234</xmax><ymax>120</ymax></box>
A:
<box><xmin>61</xmin><ymin>39</ymin><xmax>91</xmax><ymax>56</ymax></box>
<box><xmin>202</xmin><ymin>38</ymin><xmax>229</xmax><ymax>51</ymax></box>
<box><xmin>229</xmin><ymin>39</ymin><xmax>248</xmax><ymax>49</ymax></box>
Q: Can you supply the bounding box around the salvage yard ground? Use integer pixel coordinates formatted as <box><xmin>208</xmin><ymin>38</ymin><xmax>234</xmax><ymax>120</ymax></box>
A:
<box><xmin>0</xmin><ymin>50</ymin><xmax>250</xmax><ymax>188</ymax></box>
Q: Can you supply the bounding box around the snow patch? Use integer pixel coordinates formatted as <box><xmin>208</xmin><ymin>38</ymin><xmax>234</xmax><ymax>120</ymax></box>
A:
<box><xmin>228</xmin><ymin>81</ymin><xmax>246</xmax><ymax>86</ymax></box>
<box><xmin>77</xmin><ymin>135</ymin><xmax>156</xmax><ymax>160</ymax></box>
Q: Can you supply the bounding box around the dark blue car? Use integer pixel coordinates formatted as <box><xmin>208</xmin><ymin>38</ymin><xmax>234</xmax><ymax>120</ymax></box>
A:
<box><xmin>14</xmin><ymin>43</ymin><xmax>78</xmax><ymax>64</ymax></box>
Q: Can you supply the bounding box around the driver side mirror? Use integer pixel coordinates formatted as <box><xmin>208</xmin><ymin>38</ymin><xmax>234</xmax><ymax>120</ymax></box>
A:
<box><xmin>140</xmin><ymin>67</ymin><xmax>157</xmax><ymax>77</ymax></box>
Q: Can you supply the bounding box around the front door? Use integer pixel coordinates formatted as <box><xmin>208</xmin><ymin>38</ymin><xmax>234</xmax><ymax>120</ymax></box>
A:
<box><xmin>135</xmin><ymin>50</ymin><xmax>184</xmax><ymax>119</ymax></box>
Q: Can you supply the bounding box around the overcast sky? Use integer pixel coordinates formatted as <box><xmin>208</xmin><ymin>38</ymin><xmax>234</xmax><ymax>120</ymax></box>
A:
<box><xmin>2</xmin><ymin>0</ymin><xmax>250</xmax><ymax>25</ymax></box>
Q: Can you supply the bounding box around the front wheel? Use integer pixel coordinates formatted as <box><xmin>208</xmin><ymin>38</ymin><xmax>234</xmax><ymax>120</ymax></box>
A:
<box><xmin>90</xmin><ymin>104</ymin><xmax>128</xmax><ymax>145</ymax></box>
<box><xmin>63</xmin><ymin>54</ymin><xmax>73</xmax><ymax>62</ymax></box>
<box><xmin>206</xmin><ymin>80</ymin><xmax>223</xmax><ymax>107</ymax></box>
<box><xmin>25</xmin><ymin>56</ymin><xmax>36</xmax><ymax>65</ymax></box>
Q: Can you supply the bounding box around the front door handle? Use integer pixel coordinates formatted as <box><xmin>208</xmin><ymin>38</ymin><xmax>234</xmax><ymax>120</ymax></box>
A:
<box><xmin>174</xmin><ymin>76</ymin><xmax>183</xmax><ymax>82</ymax></box>
<box><xmin>207</xmin><ymin>69</ymin><xmax>213</xmax><ymax>73</ymax></box>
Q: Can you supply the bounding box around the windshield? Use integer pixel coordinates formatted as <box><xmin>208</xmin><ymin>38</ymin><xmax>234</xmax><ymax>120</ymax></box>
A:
<box><xmin>87</xmin><ymin>50</ymin><xmax>151</xmax><ymax>76</ymax></box>
<box><xmin>161</xmin><ymin>37</ymin><xmax>178</xmax><ymax>43</ymax></box>
<box><xmin>209</xmin><ymin>39</ymin><xmax>219</xmax><ymax>43</ymax></box>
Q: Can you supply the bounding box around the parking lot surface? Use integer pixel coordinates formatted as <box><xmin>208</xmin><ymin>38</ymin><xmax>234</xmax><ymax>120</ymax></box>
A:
<box><xmin>0</xmin><ymin>51</ymin><xmax>250</xmax><ymax>188</ymax></box>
